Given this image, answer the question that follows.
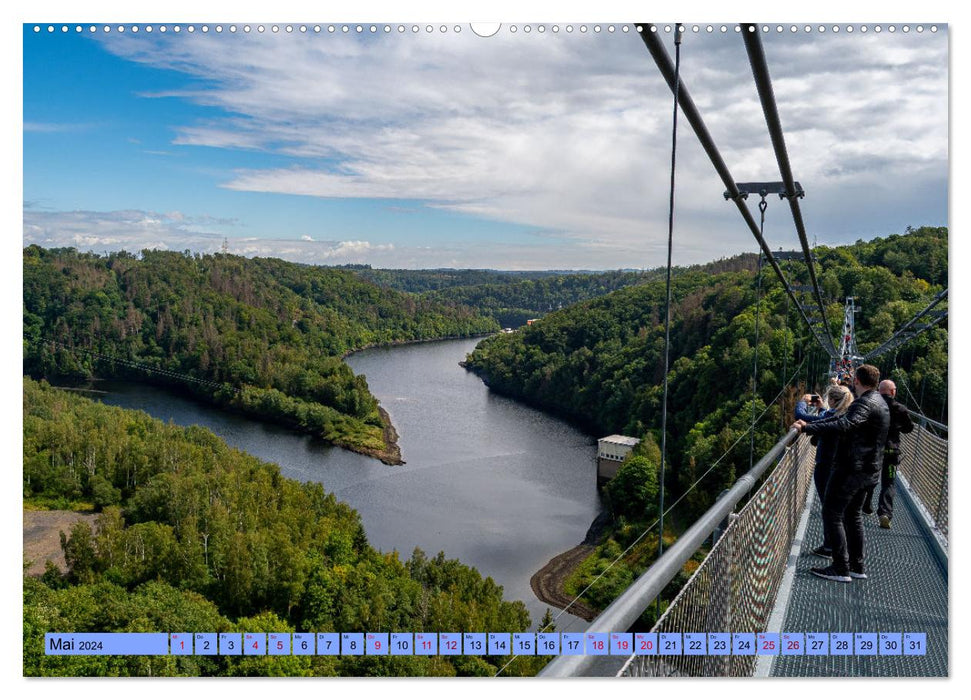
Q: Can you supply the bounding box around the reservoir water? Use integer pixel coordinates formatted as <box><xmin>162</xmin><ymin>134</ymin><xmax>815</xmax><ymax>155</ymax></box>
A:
<box><xmin>97</xmin><ymin>337</ymin><xmax>602</xmax><ymax>630</ymax></box>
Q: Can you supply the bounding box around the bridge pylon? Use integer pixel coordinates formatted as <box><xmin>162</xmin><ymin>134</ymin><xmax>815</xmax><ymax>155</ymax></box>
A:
<box><xmin>832</xmin><ymin>297</ymin><xmax>863</xmax><ymax>381</ymax></box>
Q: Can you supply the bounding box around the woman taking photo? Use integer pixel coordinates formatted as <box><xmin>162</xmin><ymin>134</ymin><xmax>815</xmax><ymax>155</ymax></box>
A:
<box><xmin>795</xmin><ymin>384</ymin><xmax>853</xmax><ymax>557</ymax></box>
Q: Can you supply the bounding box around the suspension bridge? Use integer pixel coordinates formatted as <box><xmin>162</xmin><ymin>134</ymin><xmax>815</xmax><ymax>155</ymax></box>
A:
<box><xmin>532</xmin><ymin>24</ymin><xmax>949</xmax><ymax>678</ymax></box>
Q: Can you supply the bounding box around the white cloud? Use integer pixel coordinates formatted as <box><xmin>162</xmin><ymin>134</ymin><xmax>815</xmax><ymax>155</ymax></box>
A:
<box><xmin>22</xmin><ymin>207</ymin><xmax>407</xmax><ymax>267</ymax></box>
<box><xmin>23</xmin><ymin>208</ymin><xmax>217</xmax><ymax>251</ymax></box>
<box><xmin>22</xmin><ymin>205</ymin><xmax>666</xmax><ymax>270</ymax></box>
<box><xmin>88</xmin><ymin>28</ymin><xmax>947</xmax><ymax>264</ymax></box>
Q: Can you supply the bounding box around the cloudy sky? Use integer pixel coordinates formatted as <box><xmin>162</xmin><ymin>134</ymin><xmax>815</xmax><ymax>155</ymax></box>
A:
<box><xmin>23</xmin><ymin>20</ymin><xmax>948</xmax><ymax>270</ymax></box>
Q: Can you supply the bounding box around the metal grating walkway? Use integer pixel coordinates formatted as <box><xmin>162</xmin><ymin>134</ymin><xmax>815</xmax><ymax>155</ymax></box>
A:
<box><xmin>770</xmin><ymin>484</ymin><xmax>948</xmax><ymax>677</ymax></box>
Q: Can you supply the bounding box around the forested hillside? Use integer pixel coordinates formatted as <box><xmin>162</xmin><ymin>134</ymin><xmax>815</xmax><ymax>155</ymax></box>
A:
<box><xmin>352</xmin><ymin>258</ymin><xmax>762</xmax><ymax>329</ymax></box>
<box><xmin>349</xmin><ymin>267</ymin><xmax>651</xmax><ymax>327</ymax></box>
<box><xmin>23</xmin><ymin>379</ymin><xmax>544</xmax><ymax>677</ymax></box>
<box><xmin>23</xmin><ymin>247</ymin><xmax>498</xmax><ymax>462</ymax></box>
<box><xmin>423</xmin><ymin>271</ymin><xmax>655</xmax><ymax>328</ymax></box>
<box><xmin>346</xmin><ymin>266</ymin><xmax>567</xmax><ymax>292</ymax></box>
<box><xmin>465</xmin><ymin>227</ymin><xmax>947</xmax><ymax>614</ymax></box>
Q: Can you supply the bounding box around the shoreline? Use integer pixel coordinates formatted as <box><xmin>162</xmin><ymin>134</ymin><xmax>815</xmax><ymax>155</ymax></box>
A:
<box><xmin>530</xmin><ymin>544</ymin><xmax>598</xmax><ymax>622</ymax></box>
<box><xmin>529</xmin><ymin>508</ymin><xmax>612</xmax><ymax>623</ymax></box>
<box><xmin>357</xmin><ymin>405</ymin><xmax>403</xmax><ymax>466</ymax></box>
<box><xmin>341</xmin><ymin>331</ymin><xmax>496</xmax><ymax>360</ymax></box>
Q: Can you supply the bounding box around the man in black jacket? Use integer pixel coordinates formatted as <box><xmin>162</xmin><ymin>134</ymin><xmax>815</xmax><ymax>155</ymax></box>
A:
<box><xmin>863</xmin><ymin>380</ymin><xmax>915</xmax><ymax>528</ymax></box>
<box><xmin>792</xmin><ymin>364</ymin><xmax>890</xmax><ymax>582</ymax></box>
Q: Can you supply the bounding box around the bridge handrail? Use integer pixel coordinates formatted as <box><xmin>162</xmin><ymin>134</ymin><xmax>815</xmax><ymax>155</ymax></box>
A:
<box><xmin>905</xmin><ymin>407</ymin><xmax>947</xmax><ymax>432</ymax></box>
<box><xmin>537</xmin><ymin>427</ymin><xmax>800</xmax><ymax>678</ymax></box>
<box><xmin>897</xmin><ymin>421</ymin><xmax>948</xmax><ymax>544</ymax></box>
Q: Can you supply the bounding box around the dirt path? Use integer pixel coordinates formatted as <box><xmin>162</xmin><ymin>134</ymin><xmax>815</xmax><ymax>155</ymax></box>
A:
<box><xmin>23</xmin><ymin>509</ymin><xmax>98</xmax><ymax>576</ymax></box>
<box><xmin>530</xmin><ymin>544</ymin><xmax>599</xmax><ymax>622</ymax></box>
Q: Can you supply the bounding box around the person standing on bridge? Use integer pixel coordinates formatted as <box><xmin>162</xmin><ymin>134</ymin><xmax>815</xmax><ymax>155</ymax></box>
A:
<box><xmin>862</xmin><ymin>380</ymin><xmax>914</xmax><ymax>528</ymax></box>
<box><xmin>795</xmin><ymin>384</ymin><xmax>854</xmax><ymax>557</ymax></box>
<box><xmin>792</xmin><ymin>364</ymin><xmax>890</xmax><ymax>583</ymax></box>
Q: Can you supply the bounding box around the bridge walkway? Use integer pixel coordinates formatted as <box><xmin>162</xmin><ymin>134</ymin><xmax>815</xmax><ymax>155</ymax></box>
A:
<box><xmin>769</xmin><ymin>482</ymin><xmax>947</xmax><ymax>676</ymax></box>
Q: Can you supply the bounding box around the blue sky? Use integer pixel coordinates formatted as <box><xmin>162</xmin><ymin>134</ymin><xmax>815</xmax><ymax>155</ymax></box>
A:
<box><xmin>23</xmin><ymin>21</ymin><xmax>948</xmax><ymax>269</ymax></box>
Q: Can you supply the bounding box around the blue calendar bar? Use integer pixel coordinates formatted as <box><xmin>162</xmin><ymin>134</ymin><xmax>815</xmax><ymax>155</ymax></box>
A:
<box><xmin>415</xmin><ymin>632</ymin><xmax>437</xmax><ymax>655</ymax></box>
<box><xmin>732</xmin><ymin>633</ymin><xmax>756</xmax><ymax>655</ymax></box>
<box><xmin>830</xmin><ymin>632</ymin><xmax>853</xmax><ymax>655</ymax></box>
<box><xmin>43</xmin><ymin>630</ymin><xmax>929</xmax><ymax>657</ymax></box>
<box><xmin>487</xmin><ymin>632</ymin><xmax>510</xmax><ymax>656</ymax></box>
<box><xmin>585</xmin><ymin>632</ymin><xmax>608</xmax><ymax>656</ymax></box>
<box><xmin>341</xmin><ymin>632</ymin><xmax>364</xmax><ymax>656</ymax></box>
<box><xmin>45</xmin><ymin>633</ymin><xmax>168</xmax><ymax>655</ymax></box>
<box><xmin>513</xmin><ymin>633</ymin><xmax>536</xmax><ymax>655</ymax></box>
<box><xmin>219</xmin><ymin>632</ymin><xmax>241</xmax><ymax>655</ymax></box>
<box><xmin>659</xmin><ymin>632</ymin><xmax>682</xmax><ymax>655</ymax></box>
<box><xmin>855</xmin><ymin>632</ymin><xmax>878</xmax><ymax>656</ymax></box>
<box><xmin>244</xmin><ymin>633</ymin><xmax>266</xmax><ymax>656</ymax></box>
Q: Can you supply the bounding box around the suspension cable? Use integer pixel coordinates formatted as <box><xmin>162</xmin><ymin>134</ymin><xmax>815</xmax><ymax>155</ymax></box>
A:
<box><xmin>639</xmin><ymin>26</ymin><xmax>834</xmax><ymax>360</ymax></box>
<box><xmin>780</xmin><ymin>259</ymin><xmax>792</xmax><ymax>431</ymax></box>
<box><xmin>44</xmin><ymin>338</ymin><xmax>239</xmax><ymax>394</ymax></box>
<box><xmin>895</xmin><ymin>368</ymin><xmax>927</xmax><ymax>418</ymax></box>
<box><xmin>864</xmin><ymin>288</ymin><xmax>948</xmax><ymax>360</ymax></box>
<box><xmin>741</xmin><ymin>24</ymin><xmax>837</xmax><ymax>357</ymax></box>
<box><xmin>889</xmin><ymin>348</ymin><xmax>927</xmax><ymax>418</ymax></box>
<box><xmin>656</xmin><ymin>21</ymin><xmax>683</xmax><ymax>589</ymax></box>
<box><xmin>749</xmin><ymin>197</ymin><xmax>767</xmax><ymax>470</ymax></box>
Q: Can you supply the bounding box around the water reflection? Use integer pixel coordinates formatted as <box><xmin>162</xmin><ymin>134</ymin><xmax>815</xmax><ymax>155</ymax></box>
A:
<box><xmin>98</xmin><ymin>338</ymin><xmax>600</xmax><ymax>630</ymax></box>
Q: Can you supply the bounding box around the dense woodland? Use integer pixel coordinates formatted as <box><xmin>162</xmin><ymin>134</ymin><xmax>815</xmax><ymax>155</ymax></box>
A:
<box><xmin>351</xmin><ymin>267</ymin><xmax>654</xmax><ymax>327</ymax></box>
<box><xmin>345</xmin><ymin>266</ymin><xmax>570</xmax><ymax>292</ymax></box>
<box><xmin>352</xmin><ymin>257</ymin><xmax>765</xmax><ymax>329</ymax></box>
<box><xmin>23</xmin><ymin>247</ymin><xmax>498</xmax><ymax>461</ymax></box>
<box><xmin>419</xmin><ymin>257</ymin><xmax>773</xmax><ymax>328</ymax></box>
<box><xmin>22</xmin><ymin>227</ymin><xmax>948</xmax><ymax>665</ymax></box>
<box><xmin>465</xmin><ymin>227</ymin><xmax>948</xmax><ymax>614</ymax></box>
<box><xmin>23</xmin><ymin>379</ymin><xmax>548</xmax><ymax>676</ymax></box>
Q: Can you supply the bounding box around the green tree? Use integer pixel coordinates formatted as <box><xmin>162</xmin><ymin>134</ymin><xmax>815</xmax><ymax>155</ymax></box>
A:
<box><xmin>606</xmin><ymin>455</ymin><xmax>660</xmax><ymax>521</ymax></box>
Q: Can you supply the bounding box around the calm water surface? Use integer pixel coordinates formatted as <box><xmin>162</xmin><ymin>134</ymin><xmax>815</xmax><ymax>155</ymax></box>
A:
<box><xmin>98</xmin><ymin>338</ymin><xmax>601</xmax><ymax>629</ymax></box>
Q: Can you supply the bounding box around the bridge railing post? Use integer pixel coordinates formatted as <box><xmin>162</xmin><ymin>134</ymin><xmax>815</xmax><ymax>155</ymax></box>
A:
<box><xmin>791</xmin><ymin>437</ymin><xmax>800</xmax><ymax>534</ymax></box>
<box><xmin>934</xmin><ymin>466</ymin><xmax>948</xmax><ymax>535</ymax></box>
<box><xmin>909</xmin><ymin>418</ymin><xmax>925</xmax><ymax>500</ymax></box>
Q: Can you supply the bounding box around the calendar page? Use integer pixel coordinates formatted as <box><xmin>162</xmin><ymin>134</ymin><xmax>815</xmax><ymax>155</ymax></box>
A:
<box><xmin>19</xmin><ymin>0</ymin><xmax>950</xmax><ymax>688</ymax></box>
